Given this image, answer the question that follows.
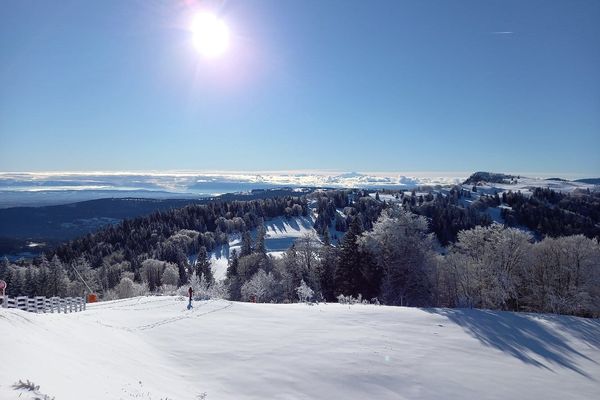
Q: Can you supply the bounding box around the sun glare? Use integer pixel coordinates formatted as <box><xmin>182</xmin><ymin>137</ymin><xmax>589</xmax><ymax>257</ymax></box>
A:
<box><xmin>191</xmin><ymin>12</ymin><xmax>230</xmax><ymax>58</ymax></box>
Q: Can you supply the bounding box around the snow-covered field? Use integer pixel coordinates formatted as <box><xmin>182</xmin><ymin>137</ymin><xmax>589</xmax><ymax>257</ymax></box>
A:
<box><xmin>2</xmin><ymin>296</ymin><xmax>599</xmax><ymax>400</ymax></box>
<box><xmin>465</xmin><ymin>176</ymin><xmax>597</xmax><ymax>195</ymax></box>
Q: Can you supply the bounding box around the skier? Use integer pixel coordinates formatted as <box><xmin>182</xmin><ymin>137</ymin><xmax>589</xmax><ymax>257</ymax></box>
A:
<box><xmin>187</xmin><ymin>286</ymin><xmax>193</xmax><ymax>310</ymax></box>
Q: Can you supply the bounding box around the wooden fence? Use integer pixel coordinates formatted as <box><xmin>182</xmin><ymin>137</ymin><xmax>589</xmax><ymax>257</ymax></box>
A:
<box><xmin>0</xmin><ymin>296</ymin><xmax>86</xmax><ymax>313</ymax></box>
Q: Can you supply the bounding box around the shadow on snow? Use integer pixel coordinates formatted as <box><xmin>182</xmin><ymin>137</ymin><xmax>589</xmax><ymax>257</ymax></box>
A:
<box><xmin>424</xmin><ymin>308</ymin><xmax>600</xmax><ymax>378</ymax></box>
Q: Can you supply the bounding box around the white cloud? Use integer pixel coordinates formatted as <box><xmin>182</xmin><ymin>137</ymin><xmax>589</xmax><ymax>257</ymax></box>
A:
<box><xmin>0</xmin><ymin>171</ymin><xmax>468</xmax><ymax>193</ymax></box>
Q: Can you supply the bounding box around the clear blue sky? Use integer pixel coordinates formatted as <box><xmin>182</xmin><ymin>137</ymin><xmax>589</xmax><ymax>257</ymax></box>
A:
<box><xmin>1</xmin><ymin>0</ymin><xmax>599</xmax><ymax>175</ymax></box>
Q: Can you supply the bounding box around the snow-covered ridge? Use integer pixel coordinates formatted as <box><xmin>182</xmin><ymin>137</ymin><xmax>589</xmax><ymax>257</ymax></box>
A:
<box><xmin>467</xmin><ymin>175</ymin><xmax>597</xmax><ymax>194</ymax></box>
<box><xmin>1</xmin><ymin>296</ymin><xmax>599</xmax><ymax>400</ymax></box>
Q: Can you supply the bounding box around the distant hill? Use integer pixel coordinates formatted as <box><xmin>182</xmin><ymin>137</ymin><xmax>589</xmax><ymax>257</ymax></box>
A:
<box><xmin>463</xmin><ymin>172</ymin><xmax>517</xmax><ymax>185</ymax></box>
<box><xmin>0</xmin><ymin>188</ymin><xmax>314</xmax><ymax>258</ymax></box>
<box><xmin>0</xmin><ymin>198</ymin><xmax>205</xmax><ymax>241</ymax></box>
<box><xmin>546</xmin><ymin>177</ymin><xmax>568</xmax><ymax>182</ymax></box>
<box><xmin>575</xmin><ymin>178</ymin><xmax>600</xmax><ymax>185</ymax></box>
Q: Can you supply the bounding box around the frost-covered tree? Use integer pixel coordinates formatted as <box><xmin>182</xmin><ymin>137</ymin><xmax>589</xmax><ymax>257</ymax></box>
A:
<box><xmin>109</xmin><ymin>276</ymin><xmax>149</xmax><ymax>299</ymax></box>
<box><xmin>359</xmin><ymin>208</ymin><xmax>434</xmax><ymax>306</ymax></box>
<box><xmin>438</xmin><ymin>224</ymin><xmax>532</xmax><ymax>310</ymax></box>
<box><xmin>161</xmin><ymin>264</ymin><xmax>180</xmax><ymax>286</ymax></box>
<box><xmin>100</xmin><ymin>261</ymin><xmax>128</xmax><ymax>291</ymax></box>
<box><xmin>295</xmin><ymin>233</ymin><xmax>321</xmax><ymax>291</ymax></box>
<box><xmin>275</xmin><ymin>244</ymin><xmax>300</xmax><ymax>301</ymax></box>
<box><xmin>0</xmin><ymin>257</ymin><xmax>10</xmax><ymax>292</ymax></box>
<box><xmin>523</xmin><ymin>235</ymin><xmax>600</xmax><ymax>316</ymax></box>
<box><xmin>141</xmin><ymin>259</ymin><xmax>165</xmax><ymax>292</ymax></box>
<box><xmin>241</xmin><ymin>269</ymin><xmax>278</xmax><ymax>302</ymax></box>
<box><xmin>188</xmin><ymin>271</ymin><xmax>202</xmax><ymax>295</ymax></box>
<box><xmin>35</xmin><ymin>256</ymin><xmax>50</xmax><ymax>297</ymax></box>
<box><xmin>68</xmin><ymin>256</ymin><xmax>99</xmax><ymax>296</ymax></box>
<box><xmin>296</xmin><ymin>279</ymin><xmax>314</xmax><ymax>303</ymax></box>
<box><xmin>439</xmin><ymin>251</ymin><xmax>482</xmax><ymax>308</ymax></box>
<box><xmin>237</xmin><ymin>253</ymin><xmax>271</xmax><ymax>282</ymax></box>
<box><xmin>48</xmin><ymin>255</ymin><xmax>68</xmax><ymax>297</ymax></box>
<box><xmin>189</xmin><ymin>272</ymin><xmax>210</xmax><ymax>300</ymax></box>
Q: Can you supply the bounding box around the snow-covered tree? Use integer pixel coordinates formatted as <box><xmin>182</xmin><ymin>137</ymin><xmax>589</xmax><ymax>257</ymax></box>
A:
<box><xmin>294</xmin><ymin>233</ymin><xmax>321</xmax><ymax>291</ymax></box>
<box><xmin>141</xmin><ymin>259</ymin><xmax>169</xmax><ymax>292</ymax></box>
<box><xmin>188</xmin><ymin>271</ymin><xmax>202</xmax><ymax>295</ymax></box>
<box><xmin>359</xmin><ymin>207</ymin><xmax>435</xmax><ymax>306</ymax></box>
<box><xmin>114</xmin><ymin>277</ymin><xmax>135</xmax><ymax>299</ymax></box>
<box><xmin>523</xmin><ymin>235</ymin><xmax>600</xmax><ymax>315</ymax></box>
<box><xmin>450</xmin><ymin>225</ymin><xmax>532</xmax><ymax>310</ymax></box>
<box><xmin>296</xmin><ymin>279</ymin><xmax>314</xmax><ymax>303</ymax></box>
<box><xmin>67</xmin><ymin>256</ymin><xmax>100</xmax><ymax>296</ymax></box>
<box><xmin>241</xmin><ymin>269</ymin><xmax>278</xmax><ymax>302</ymax></box>
<box><xmin>109</xmin><ymin>276</ymin><xmax>149</xmax><ymax>299</ymax></box>
<box><xmin>48</xmin><ymin>255</ymin><xmax>68</xmax><ymax>297</ymax></box>
<box><xmin>161</xmin><ymin>264</ymin><xmax>180</xmax><ymax>286</ymax></box>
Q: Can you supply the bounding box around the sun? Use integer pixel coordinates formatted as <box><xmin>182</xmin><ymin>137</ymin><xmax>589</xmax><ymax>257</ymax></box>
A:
<box><xmin>191</xmin><ymin>12</ymin><xmax>230</xmax><ymax>58</ymax></box>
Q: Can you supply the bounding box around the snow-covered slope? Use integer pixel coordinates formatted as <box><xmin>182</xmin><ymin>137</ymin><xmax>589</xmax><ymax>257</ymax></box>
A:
<box><xmin>465</xmin><ymin>176</ymin><xmax>597</xmax><ymax>195</ymax></box>
<box><xmin>2</xmin><ymin>297</ymin><xmax>599</xmax><ymax>400</ymax></box>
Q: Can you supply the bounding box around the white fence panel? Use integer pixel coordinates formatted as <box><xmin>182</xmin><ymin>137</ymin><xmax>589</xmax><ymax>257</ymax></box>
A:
<box><xmin>0</xmin><ymin>295</ymin><xmax>86</xmax><ymax>313</ymax></box>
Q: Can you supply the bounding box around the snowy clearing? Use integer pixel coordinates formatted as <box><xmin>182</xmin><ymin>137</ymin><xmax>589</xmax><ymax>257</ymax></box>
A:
<box><xmin>464</xmin><ymin>176</ymin><xmax>597</xmax><ymax>196</ymax></box>
<box><xmin>206</xmin><ymin>216</ymin><xmax>320</xmax><ymax>280</ymax></box>
<box><xmin>2</xmin><ymin>296</ymin><xmax>599</xmax><ymax>400</ymax></box>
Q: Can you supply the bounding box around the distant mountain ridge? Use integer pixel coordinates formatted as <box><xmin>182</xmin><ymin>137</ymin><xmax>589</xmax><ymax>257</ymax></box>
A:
<box><xmin>575</xmin><ymin>178</ymin><xmax>600</xmax><ymax>185</ymax></box>
<box><xmin>463</xmin><ymin>172</ymin><xmax>518</xmax><ymax>185</ymax></box>
<box><xmin>464</xmin><ymin>172</ymin><xmax>600</xmax><ymax>187</ymax></box>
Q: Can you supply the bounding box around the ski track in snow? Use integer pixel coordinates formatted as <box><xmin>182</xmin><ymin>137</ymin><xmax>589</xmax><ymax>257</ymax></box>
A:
<box><xmin>135</xmin><ymin>301</ymin><xmax>233</xmax><ymax>331</ymax></box>
<box><xmin>91</xmin><ymin>298</ymin><xmax>234</xmax><ymax>331</ymax></box>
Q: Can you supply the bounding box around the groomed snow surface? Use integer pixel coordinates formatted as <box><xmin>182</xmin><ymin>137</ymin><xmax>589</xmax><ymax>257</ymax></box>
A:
<box><xmin>2</xmin><ymin>297</ymin><xmax>600</xmax><ymax>400</ymax></box>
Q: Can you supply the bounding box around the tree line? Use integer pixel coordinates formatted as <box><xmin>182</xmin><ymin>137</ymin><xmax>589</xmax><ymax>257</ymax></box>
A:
<box><xmin>1</xmin><ymin>188</ymin><xmax>598</xmax><ymax>317</ymax></box>
<box><xmin>224</xmin><ymin>206</ymin><xmax>599</xmax><ymax>316</ymax></box>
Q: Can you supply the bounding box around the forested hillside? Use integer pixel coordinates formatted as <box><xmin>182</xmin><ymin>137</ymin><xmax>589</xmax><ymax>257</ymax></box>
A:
<box><xmin>1</xmin><ymin>187</ymin><xmax>599</xmax><ymax>317</ymax></box>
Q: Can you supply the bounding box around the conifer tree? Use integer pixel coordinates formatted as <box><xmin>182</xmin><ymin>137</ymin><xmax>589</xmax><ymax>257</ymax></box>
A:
<box><xmin>334</xmin><ymin>219</ymin><xmax>363</xmax><ymax>297</ymax></box>
<box><xmin>255</xmin><ymin>225</ymin><xmax>267</xmax><ymax>254</ymax></box>
<box><xmin>318</xmin><ymin>239</ymin><xmax>337</xmax><ymax>301</ymax></box>
<box><xmin>196</xmin><ymin>246</ymin><xmax>214</xmax><ymax>285</ymax></box>
<box><xmin>48</xmin><ymin>255</ymin><xmax>68</xmax><ymax>297</ymax></box>
<box><xmin>241</xmin><ymin>231</ymin><xmax>253</xmax><ymax>257</ymax></box>
<box><xmin>225</xmin><ymin>250</ymin><xmax>242</xmax><ymax>300</ymax></box>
